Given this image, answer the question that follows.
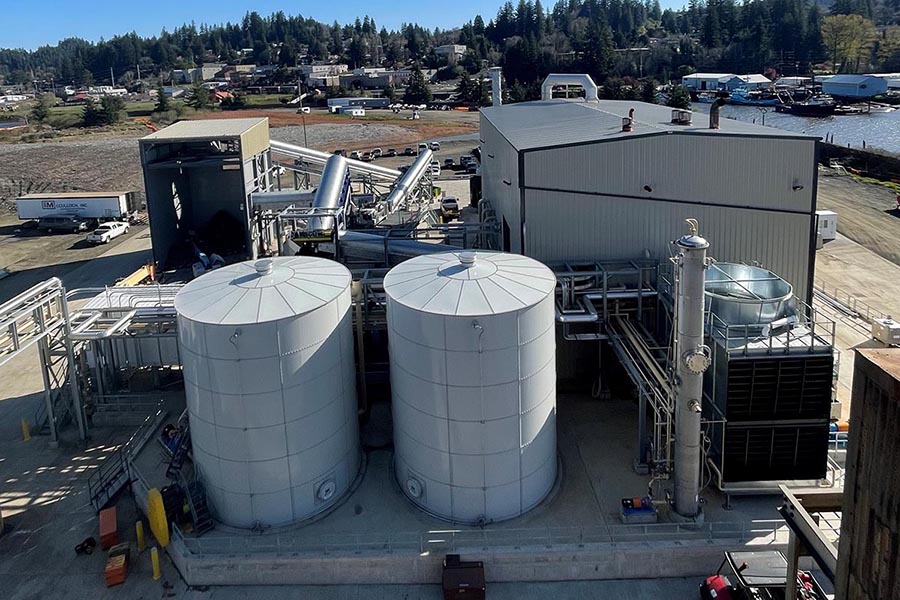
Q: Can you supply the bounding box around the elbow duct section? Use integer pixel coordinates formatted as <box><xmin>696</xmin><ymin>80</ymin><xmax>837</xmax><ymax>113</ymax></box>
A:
<box><xmin>541</xmin><ymin>74</ymin><xmax>600</xmax><ymax>102</ymax></box>
<box><xmin>384</xmin><ymin>149</ymin><xmax>434</xmax><ymax>213</ymax></box>
<box><xmin>308</xmin><ymin>155</ymin><xmax>350</xmax><ymax>233</ymax></box>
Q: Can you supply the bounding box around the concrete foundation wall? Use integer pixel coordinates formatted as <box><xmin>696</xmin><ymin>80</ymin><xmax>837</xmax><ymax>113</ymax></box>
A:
<box><xmin>169</xmin><ymin>539</ymin><xmax>788</xmax><ymax>586</ymax></box>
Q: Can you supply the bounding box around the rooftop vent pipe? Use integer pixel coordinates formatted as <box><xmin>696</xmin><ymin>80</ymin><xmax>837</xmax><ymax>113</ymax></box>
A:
<box><xmin>489</xmin><ymin>67</ymin><xmax>503</xmax><ymax>107</ymax></box>
<box><xmin>670</xmin><ymin>109</ymin><xmax>692</xmax><ymax>125</ymax></box>
<box><xmin>540</xmin><ymin>74</ymin><xmax>600</xmax><ymax>102</ymax></box>
<box><xmin>622</xmin><ymin>108</ymin><xmax>635</xmax><ymax>132</ymax></box>
<box><xmin>709</xmin><ymin>98</ymin><xmax>727</xmax><ymax>130</ymax></box>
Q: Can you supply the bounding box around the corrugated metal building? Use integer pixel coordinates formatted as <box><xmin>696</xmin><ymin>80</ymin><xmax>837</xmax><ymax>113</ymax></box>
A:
<box><xmin>480</xmin><ymin>100</ymin><xmax>819</xmax><ymax>303</ymax></box>
<box><xmin>140</xmin><ymin>118</ymin><xmax>272</xmax><ymax>270</ymax></box>
<box><xmin>837</xmin><ymin>348</ymin><xmax>900</xmax><ymax>600</ymax></box>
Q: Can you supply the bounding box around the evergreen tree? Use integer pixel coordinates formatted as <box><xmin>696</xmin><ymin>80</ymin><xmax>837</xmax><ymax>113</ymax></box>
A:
<box><xmin>30</xmin><ymin>93</ymin><xmax>56</xmax><ymax>123</ymax></box>
<box><xmin>100</xmin><ymin>95</ymin><xmax>126</xmax><ymax>124</ymax></box>
<box><xmin>666</xmin><ymin>85</ymin><xmax>692</xmax><ymax>109</ymax></box>
<box><xmin>640</xmin><ymin>79</ymin><xmax>658</xmax><ymax>103</ymax></box>
<box><xmin>186</xmin><ymin>82</ymin><xmax>211</xmax><ymax>110</ymax></box>
<box><xmin>82</xmin><ymin>100</ymin><xmax>103</xmax><ymax>126</ymax></box>
<box><xmin>155</xmin><ymin>85</ymin><xmax>171</xmax><ymax>113</ymax></box>
<box><xmin>403</xmin><ymin>65</ymin><xmax>432</xmax><ymax>103</ymax></box>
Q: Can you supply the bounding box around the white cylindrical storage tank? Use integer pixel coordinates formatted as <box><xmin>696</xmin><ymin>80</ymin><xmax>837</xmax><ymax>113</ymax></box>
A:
<box><xmin>174</xmin><ymin>257</ymin><xmax>359</xmax><ymax>528</ymax></box>
<box><xmin>384</xmin><ymin>250</ymin><xmax>558</xmax><ymax>524</ymax></box>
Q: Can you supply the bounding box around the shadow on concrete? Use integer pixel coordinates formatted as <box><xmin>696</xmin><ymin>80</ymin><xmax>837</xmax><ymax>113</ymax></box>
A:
<box><xmin>0</xmin><ymin>248</ymin><xmax>152</xmax><ymax>302</ymax></box>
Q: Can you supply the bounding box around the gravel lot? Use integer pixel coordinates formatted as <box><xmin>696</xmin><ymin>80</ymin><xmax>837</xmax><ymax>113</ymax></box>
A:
<box><xmin>273</xmin><ymin>123</ymin><xmax>413</xmax><ymax>149</ymax></box>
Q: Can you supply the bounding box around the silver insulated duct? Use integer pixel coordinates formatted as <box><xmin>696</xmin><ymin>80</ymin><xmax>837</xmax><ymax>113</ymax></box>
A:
<box><xmin>308</xmin><ymin>154</ymin><xmax>350</xmax><ymax>233</ymax></box>
<box><xmin>672</xmin><ymin>219</ymin><xmax>710</xmax><ymax>521</ymax></box>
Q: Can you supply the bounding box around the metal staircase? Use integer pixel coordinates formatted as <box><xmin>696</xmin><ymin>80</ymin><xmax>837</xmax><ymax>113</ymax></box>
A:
<box><xmin>184</xmin><ymin>480</ymin><xmax>214</xmax><ymax>535</ymax></box>
<box><xmin>87</xmin><ymin>449</ymin><xmax>130</xmax><ymax>511</ymax></box>
<box><xmin>165</xmin><ymin>424</ymin><xmax>191</xmax><ymax>480</ymax></box>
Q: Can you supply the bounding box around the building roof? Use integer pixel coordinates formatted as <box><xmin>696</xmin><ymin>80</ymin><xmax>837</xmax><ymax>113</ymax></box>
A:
<box><xmin>825</xmin><ymin>74</ymin><xmax>884</xmax><ymax>84</ymax></box>
<box><xmin>480</xmin><ymin>100</ymin><xmax>816</xmax><ymax>151</ymax></box>
<box><xmin>18</xmin><ymin>191</ymin><xmax>131</xmax><ymax>199</ymax></box>
<box><xmin>683</xmin><ymin>73</ymin><xmax>735</xmax><ymax>80</ymax></box>
<box><xmin>736</xmin><ymin>74</ymin><xmax>772</xmax><ymax>84</ymax></box>
<box><xmin>141</xmin><ymin>117</ymin><xmax>268</xmax><ymax>142</ymax></box>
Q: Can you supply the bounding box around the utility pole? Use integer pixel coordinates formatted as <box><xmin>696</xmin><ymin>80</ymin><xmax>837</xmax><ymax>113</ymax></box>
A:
<box><xmin>110</xmin><ymin>67</ymin><xmax>115</xmax><ymax>86</ymax></box>
<box><xmin>137</xmin><ymin>63</ymin><xmax>141</xmax><ymax>82</ymax></box>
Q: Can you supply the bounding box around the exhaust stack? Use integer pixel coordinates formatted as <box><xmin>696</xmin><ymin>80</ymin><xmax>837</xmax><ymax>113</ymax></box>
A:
<box><xmin>672</xmin><ymin>218</ymin><xmax>710</xmax><ymax>522</ymax></box>
<box><xmin>709</xmin><ymin>98</ymin><xmax>726</xmax><ymax>130</ymax></box>
<box><xmin>489</xmin><ymin>67</ymin><xmax>503</xmax><ymax>107</ymax></box>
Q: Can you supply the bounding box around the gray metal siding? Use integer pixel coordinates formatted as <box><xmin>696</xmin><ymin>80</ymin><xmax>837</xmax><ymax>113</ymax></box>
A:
<box><xmin>523</xmin><ymin>189</ymin><xmax>812</xmax><ymax>302</ymax></box>
<box><xmin>479</xmin><ymin>115</ymin><xmax>522</xmax><ymax>252</ymax></box>
<box><xmin>523</xmin><ymin>135</ymin><xmax>816</xmax><ymax>214</ymax></box>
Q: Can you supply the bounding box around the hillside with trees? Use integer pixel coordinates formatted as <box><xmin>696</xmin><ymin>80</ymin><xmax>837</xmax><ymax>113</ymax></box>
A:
<box><xmin>1</xmin><ymin>0</ymin><xmax>899</xmax><ymax>102</ymax></box>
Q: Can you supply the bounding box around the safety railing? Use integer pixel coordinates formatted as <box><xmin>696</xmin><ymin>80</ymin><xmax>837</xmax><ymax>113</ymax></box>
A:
<box><xmin>172</xmin><ymin>519</ymin><xmax>789</xmax><ymax>557</ymax></box>
<box><xmin>814</xmin><ymin>281</ymin><xmax>886</xmax><ymax>325</ymax></box>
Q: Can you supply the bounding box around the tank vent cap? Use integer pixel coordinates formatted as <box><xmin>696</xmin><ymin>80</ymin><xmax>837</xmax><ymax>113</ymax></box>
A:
<box><xmin>317</xmin><ymin>479</ymin><xmax>336</xmax><ymax>502</ymax></box>
<box><xmin>459</xmin><ymin>251</ymin><xmax>477</xmax><ymax>268</ymax></box>
<box><xmin>254</xmin><ymin>259</ymin><xmax>274</xmax><ymax>276</ymax></box>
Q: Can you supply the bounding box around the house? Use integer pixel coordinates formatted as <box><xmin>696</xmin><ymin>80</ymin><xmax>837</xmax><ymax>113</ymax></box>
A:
<box><xmin>434</xmin><ymin>44</ymin><xmax>466</xmax><ymax>59</ymax></box>
<box><xmin>300</xmin><ymin>64</ymin><xmax>348</xmax><ymax>77</ymax></box>
<box><xmin>681</xmin><ymin>73</ymin><xmax>735</xmax><ymax>91</ymax></box>
<box><xmin>724</xmin><ymin>74</ymin><xmax>772</xmax><ymax>91</ymax></box>
<box><xmin>823</xmin><ymin>74</ymin><xmax>888</xmax><ymax>99</ymax></box>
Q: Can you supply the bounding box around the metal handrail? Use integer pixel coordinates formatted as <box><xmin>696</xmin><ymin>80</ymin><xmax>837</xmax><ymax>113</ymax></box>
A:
<box><xmin>171</xmin><ymin>519</ymin><xmax>790</xmax><ymax>557</ymax></box>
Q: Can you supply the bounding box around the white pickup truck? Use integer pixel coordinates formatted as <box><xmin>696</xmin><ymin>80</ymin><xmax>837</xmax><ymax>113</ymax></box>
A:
<box><xmin>86</xmin><ymin>221</ymin><xmax>129</xmax><ymax>244</ymax></box>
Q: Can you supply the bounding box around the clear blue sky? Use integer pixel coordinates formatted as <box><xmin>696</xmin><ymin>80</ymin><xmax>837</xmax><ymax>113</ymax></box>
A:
<box><xmin>4</xmin><ymin>0</ymin><xmax>686</xmax><ymax>50</ymax></box>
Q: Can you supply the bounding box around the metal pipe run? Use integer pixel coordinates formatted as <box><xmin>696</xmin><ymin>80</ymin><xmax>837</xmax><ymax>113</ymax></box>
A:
<box><xmin>383</xmin><ymin>149</ymin><xmax>434</xmax><ymax>213</ymax></box>
<box><xmin>672</xmin><ymin>219</ymin><xmax>710</xmax><ymax>521</ymax></box>
<box><xmin>270</xmin><ymin>140</ymin><xmax>401</xmax><ymax>181</ymax></box>
<box><xmin>308</xmin><ymin>154</ymin><xmax>350</xmax><ymax>233</ymax></box>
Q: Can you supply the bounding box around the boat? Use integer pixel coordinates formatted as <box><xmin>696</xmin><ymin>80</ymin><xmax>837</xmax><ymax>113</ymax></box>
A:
<box><xmin>774</xmin><ymin>94</ymin><xmax>837</xmax><ymax>117</ymax></box>
<box><xmin>694</xmin><ymin>91</ymin><xmax>721</xmax><ymax>103</ymax></box>
<box><xmin>729</xmin><ymin>88</ymin><xmax>780</xmax><ymax>106</ymax></box>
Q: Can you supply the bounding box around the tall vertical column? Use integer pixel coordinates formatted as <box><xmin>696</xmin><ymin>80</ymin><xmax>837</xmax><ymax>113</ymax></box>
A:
<box><xmin>673</xmin><ymin>219</ymin><xmax>710</xmax><ymax>520</ymax></box>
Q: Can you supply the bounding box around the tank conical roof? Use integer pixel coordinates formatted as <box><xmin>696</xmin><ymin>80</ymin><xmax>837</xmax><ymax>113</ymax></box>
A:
<box><xmin>174</xmin><ymin>256</ymin><xmax>351</xmax><ymax>325</ymax></box>
<box><xmin>383</xmin><ymin>250</ymin><xmax>556</xmax><ymax>317</ymax></box>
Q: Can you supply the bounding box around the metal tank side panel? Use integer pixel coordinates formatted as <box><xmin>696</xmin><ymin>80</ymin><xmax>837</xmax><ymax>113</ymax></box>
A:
<box><xmin>385</xmin><ymin>251</ymin><xmax>557</xmax><ymax>523</ymax></box>
<box><xmin>175</xmin><ymin>257</ymin><xmax>359</xmax><ymax>528</ymax></box>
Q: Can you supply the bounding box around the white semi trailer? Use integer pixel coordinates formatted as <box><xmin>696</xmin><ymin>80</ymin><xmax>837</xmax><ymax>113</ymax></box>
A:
<box><xmin>16</xmin><ymin>192</ymin><xmax>137</xmax><ymax>221</ymax></box>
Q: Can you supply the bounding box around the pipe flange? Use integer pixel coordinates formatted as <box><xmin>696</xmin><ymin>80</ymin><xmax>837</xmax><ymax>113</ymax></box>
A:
<box><xmin>682</xmin><ymin>345</ymin><xmax>711</xmax><ymax>374</ymax></box>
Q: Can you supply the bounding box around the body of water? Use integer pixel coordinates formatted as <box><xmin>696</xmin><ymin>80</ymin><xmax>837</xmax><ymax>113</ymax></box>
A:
<box><xmin>691</xmin><ymin>102</ymin><xmax>900</xmax><ymax>154</ymax></box>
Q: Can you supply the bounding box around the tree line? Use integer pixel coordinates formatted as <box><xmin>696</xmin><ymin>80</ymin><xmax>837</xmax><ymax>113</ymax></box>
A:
<box><xmin>2</xmin><ymin>1</ymin><xmax>899</xmax><ymax>99</ymax></box>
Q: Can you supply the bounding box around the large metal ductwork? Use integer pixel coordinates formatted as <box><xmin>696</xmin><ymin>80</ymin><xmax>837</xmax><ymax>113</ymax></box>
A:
<box><xmin>489</xmin><ymin>67</ymin><xmax>503</xmax><ymax>107</ymax></box>
<box><xmin>308</xmin><ymin>154</ymin><xmax>350</xmax><ymax>232</ymax></box>
<box><xmin>540</xmin><ymin>74</ymin><xmax>600</xmax><ymax>102</ymax></box>
<box><xmin>383</xmin><ymin>149</ymin><xmax>434</xmax><ymax>212</ymax></box>
<box><xmin>672</xmin><ymin>219</ymin><xmax>710</xmax><ymax>522</ymax></box>
<box><xmin>270</xmin><ymin>140</ymin><xmax>401</xmax><ymax>181</ymax></box>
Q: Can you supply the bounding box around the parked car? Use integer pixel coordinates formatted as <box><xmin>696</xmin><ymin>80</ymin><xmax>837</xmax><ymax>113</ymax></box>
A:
<box><xmin>418</xmin><ymin>143</ymin><xmax>429</xmax><ymax>155</ymax></box>
<box><xmin>361</xmin><ymin>152</ymin><xmax>374</xmax><ymax>162</ymax></box>
<box><xmin>441</xmin><ymin>197</ymin><xmax>460</xmax><ymax>221</ymax></box>
<box><xmin>87</xmin><ymin>221</ymin><xmax>130</xmax><ymax>244</ymax></box>
<box><xmin>398</xmin><ymin>165</ymin><xmax>410</xmax><ymax>174</ymax></box>
<box><xmin>385</xmin><ymin>148</ymin><xmax>397</xmax><ymax>157</ymax></box>
<box><xmin>403</xmin><ymin>147</ymin><xmax>415</xmax><ymax>156</ymax></box>
<box><xmin>38</xmin><ymin>215</ymin><xmax>94</xmax><ymax>233</ymax></box>
<box><xmin>430</xmin><ymin>141</ymin><xmax>441</xmax><ymax>151</ymax></box>
<box><xmin>350</xmin><ymin>151</ymin><xmax>362</xmax><ymax>160</ymax></box>
<box><xmin>466</xmin><ymin>163</ymin><xmax>478</xmax><ymax>174</ymax></box>
<box><xmin>460</xmin><ymin>155</ymin><xmax>475</xmax><ymax>166</ymax></box>
<box><xmin>444</xmin><ymin>158</ymin><xmax>455</xmax><ymax>168</ymax></box>
<box><xmin>371</xmin><ymin>148</ymin><xmax>383</xmax><ymax>158</ymax></box>
<box><xmin>333</xmin><ymin>149</ymin><xmax>346</xmax><ymax>156</ymax></box>
<box><xmin>430</xmin><ymin>163</ymin><xmax>441</xmax><ymax>178</ymax></box>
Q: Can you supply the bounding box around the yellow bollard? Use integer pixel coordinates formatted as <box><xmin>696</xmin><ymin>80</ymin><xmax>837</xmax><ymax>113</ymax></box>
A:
<box><xmin>21</xmin><ymin>419</ymin><xmax>31</xmax><ymax>441</ymax></box>
<box><xmin>151</xmin><ymin>546</ymin><xmax>161</xmax><ymax>580</ymax></box>
<box><xmin>136</xmin><ymin>521</ymin><xmax>146</xmax><ymax>552</ymax></box>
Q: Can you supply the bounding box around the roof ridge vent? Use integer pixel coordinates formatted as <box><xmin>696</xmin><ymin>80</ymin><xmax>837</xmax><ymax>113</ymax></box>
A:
<box><xmin>671</xmin><ymin>109</ymin><xmax>693</xmax><ymax>125</ymax></box>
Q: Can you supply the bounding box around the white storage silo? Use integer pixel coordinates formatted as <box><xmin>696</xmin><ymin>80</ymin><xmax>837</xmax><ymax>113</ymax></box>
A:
<box><xmin>174</xmin><ymin>257</ymin><xmax>359</xmax><ymax>528</ymax></box>
<box><xmin>384</xmin><ymin>250</ymin><xmax>558</xmax><ymax>523</ymax></box>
